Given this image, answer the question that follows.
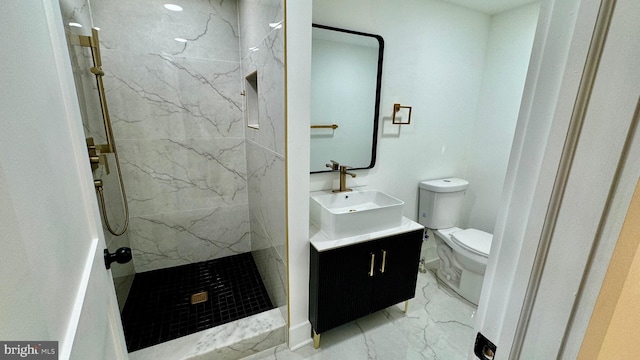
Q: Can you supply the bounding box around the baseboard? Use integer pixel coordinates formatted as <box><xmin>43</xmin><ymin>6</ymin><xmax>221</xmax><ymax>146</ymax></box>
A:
<box><xmin>288</xmin><ymin>320</ymin><xmax>312</xmax><ymax>351</ymax></box>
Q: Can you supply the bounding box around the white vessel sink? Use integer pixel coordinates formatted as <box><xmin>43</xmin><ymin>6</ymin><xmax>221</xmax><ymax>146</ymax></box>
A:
<box><xmin>310</xmin><ymin>190</ymin><xmax>404</xmax><ymax>239</ymax></box>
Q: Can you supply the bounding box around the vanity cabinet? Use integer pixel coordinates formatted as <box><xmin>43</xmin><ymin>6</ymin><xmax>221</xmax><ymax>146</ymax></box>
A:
<box><xmin>309</xmin><ymin>229</ymin><xmax>423</xmax><ymax>336</ymax></box>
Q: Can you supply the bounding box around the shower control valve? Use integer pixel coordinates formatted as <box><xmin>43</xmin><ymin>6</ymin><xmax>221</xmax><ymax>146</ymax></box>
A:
<box><xmin>87</xmin><ymin>137</ymin><xmax>111</xmax><ymax>174</ymax></box>
<box><xmin>89</xmin><ymin>154</ymin><xmax>110</xmax><ymax>175</ymax></box>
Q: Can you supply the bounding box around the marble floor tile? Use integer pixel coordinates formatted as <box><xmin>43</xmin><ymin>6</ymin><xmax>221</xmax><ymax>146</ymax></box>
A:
<box><xmin>244</xmin><ymin>270</ymin><xmax>477</xmax><ymax>360</ymax></box>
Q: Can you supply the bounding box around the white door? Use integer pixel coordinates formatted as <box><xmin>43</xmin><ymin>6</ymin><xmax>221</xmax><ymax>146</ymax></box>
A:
<box><xmin>473</xmin><ymin>0</ymin><xmax>640</xmax><ymax>358</ymax></box>
<box><xmin>0</xmin><ymin>1</ymin><xmax>127</xmax><ymax>359</ymax></box>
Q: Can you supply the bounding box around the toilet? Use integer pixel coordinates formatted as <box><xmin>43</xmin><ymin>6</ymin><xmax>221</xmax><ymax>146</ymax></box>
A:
<box><xmin>418</xmin><ymin>178</ymin><xmax>493</xmax><ymax>305</ymax></box>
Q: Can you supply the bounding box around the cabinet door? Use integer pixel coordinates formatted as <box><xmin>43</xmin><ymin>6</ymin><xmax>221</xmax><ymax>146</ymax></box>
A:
<box><xmin>310</xmin><ymin>241</ymin><xmax>376</xmax><ymax>333</ymax></box>
<box><xmin>370</xmin><ymin>230</ymin><xmax>423</xmax><ymax>313</ymax></box>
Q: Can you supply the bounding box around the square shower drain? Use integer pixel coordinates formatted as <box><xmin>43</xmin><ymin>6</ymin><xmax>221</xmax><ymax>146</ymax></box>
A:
<box><xmin>190</xmin><ymin>291</ymin><xmax>208</xmax><ymax>305</ymax></box>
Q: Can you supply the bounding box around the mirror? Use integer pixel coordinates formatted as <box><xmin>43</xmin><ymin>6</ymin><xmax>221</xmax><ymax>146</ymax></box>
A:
<box><xmin>310</xmin><ymin>24</ymin><xmax>384</xmax><ymax>173</ymax></box>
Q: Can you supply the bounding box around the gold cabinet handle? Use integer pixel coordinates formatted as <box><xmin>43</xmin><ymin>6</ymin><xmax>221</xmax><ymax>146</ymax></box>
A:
<box><xmin>369</xmin><ymin>253</ymin><xmax>375</xmax><ymax>277</ymax></box>
<box><xmin>381</xmin><ymin>250</ymin><xmax>387</xmax><ymax>273</ymax></box>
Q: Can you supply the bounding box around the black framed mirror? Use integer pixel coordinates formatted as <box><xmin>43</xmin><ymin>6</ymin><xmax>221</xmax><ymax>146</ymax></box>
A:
<box><xmin>310</xmin><ymin>24</ymin><xmax>384</xmax><ymax>173</ymax></box>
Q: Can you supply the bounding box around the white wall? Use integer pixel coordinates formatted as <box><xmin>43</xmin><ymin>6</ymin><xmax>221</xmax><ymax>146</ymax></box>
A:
<box><xmin>460</xmin><ymin>3</ymin><xmax>540</xmax><ymax>232</ymax></box>
<box><xmin>289</xmin><ymin>0</ymin><xmax>538</xmax><ymax>348</ymax></box>
<box><xmin>311</xmin><ymin>0</ymin><xmax>489</xmax><ymax>221</ymax></box>
<box><xmin>472</xmin><ymin>0</ymin><xmax>603</xmax><ymax>356</ymax></box>
<box><xmin>286</xmin><ymin>0</ymin><xmax>314</xmax><ymax>349</ymax></box>
<box><xmin>311</xmin><ymin>0</ymin><xmax>538</xmax><ymax>234</ymax></box>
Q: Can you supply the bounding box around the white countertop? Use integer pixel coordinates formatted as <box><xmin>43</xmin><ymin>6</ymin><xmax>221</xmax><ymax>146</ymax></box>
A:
<box><xmin>310</xmin><ymin>217</ymin><xmax>425</xmax><ymax>252</ymax></box>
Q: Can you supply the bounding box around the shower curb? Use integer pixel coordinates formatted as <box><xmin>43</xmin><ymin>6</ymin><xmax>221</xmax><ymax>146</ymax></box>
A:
<box><xmin>128</xmin><ymin>308</ymin><xmax>285</xmax><ymax>360</ymax></box>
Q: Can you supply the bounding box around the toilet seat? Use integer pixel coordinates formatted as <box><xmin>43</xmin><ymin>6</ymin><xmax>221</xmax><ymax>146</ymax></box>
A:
<box><xmin>451</xmin><ymin>229</ymin><xmax>492</xmax><ymax>257</ymax></box>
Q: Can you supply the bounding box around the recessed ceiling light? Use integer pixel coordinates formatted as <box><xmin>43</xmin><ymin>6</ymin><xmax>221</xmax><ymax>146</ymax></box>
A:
<box><xmin>68</xmin><ymin>22</ymin><xmax>83</xmax><ymax>28</ymax></box>
<box><xmin>174</xmin><ymin>38</ymin><xmax>188</xmax><ymax>43</ymax></box>
<box><xmin>164</xmin><ymin>4</ymin><xmax>183</xmax><ymax>11</ymax></box>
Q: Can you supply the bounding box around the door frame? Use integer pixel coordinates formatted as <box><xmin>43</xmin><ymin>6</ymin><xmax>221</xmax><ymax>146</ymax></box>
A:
<box><xmin>0</xmin><ymin>1</ymin><xmax>128</xmax><ymax>358</ymax></box>
<box><xmin>474</xmin><ymin>0</ymin><xmax>640</xmax><ymax>358</ymax></box>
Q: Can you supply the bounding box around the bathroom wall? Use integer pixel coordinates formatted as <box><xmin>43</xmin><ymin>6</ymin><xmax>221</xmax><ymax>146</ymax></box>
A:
<box><xmin>61</xmin><ymin>0</ymin><xmax>287</xmax><ymax>315</ymax></box>
<box><xmin>285</xmin><ymin>0</ymin><xmax>314</xmax><ymax>347</ymax></box>
<box><xmin>239</xmin><ymin>0</ymin><xmax>288</xmax><ymax>313</ymax></box>
<box><xmin>311</xmin><ymin>0</ymin><xmax>538</xmax><ymax>234</ymax></box>
<box><xmin>459</xmin><ymin>3</ymin><xmax>540</xmax><ymax>232</ymax></box>
<box><xmin>89</xmin><ymin>0</ymin><xmax>251</xmax><ymax>273</ymax></box>
<box><xmin>311</xmin><ymin>0</ymin><xmax>489</xmax><ymax>220</ymax></box>
<box><xmin>59</xmin><ymin>0</ymin><xmax>135</xmax><ymax>309</ymax></box>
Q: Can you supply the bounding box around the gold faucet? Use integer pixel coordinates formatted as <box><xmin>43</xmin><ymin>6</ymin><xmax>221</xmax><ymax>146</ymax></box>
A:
<box><xmin>334</xmin><ymin>165</ymin><xmax>356</xmax><ymax>192</ymax></box>
<box><xmin>326</xmin><ymin>160</ymin><xmax>339</xmax><ymax>171</ymax></box>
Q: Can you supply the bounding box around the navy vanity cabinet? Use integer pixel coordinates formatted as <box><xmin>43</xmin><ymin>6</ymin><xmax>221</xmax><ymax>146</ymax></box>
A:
<box><xmin>309</xmin><ymin>229</ymin><xmax>423</xmax><ymax>335</ymax></box>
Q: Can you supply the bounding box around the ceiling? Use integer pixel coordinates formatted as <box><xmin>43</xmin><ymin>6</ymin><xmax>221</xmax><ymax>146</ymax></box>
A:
<box><xmin>439</xmin><ymin>0</ymin><xmax>539</xmax><ymax>15</ymax></box>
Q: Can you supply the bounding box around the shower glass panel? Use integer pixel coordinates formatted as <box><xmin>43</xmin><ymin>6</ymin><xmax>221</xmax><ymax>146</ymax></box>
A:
<box><xmin>59</xmin><ymin>0</ymin><xmax>286</xmax><ymax>355</ymax></box>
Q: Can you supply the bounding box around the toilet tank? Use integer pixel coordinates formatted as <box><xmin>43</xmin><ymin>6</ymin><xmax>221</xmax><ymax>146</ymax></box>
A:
<box><xmin>418</xmin><ymin>178</ymin><xmax>469</xmax><ymax>229</ymax></box>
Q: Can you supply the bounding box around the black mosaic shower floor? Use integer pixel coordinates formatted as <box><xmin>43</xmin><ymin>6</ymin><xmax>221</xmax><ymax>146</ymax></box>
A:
<box><xmin>121</xmin><ymin>253</ymin><xmax>273</xmax><ymax>352</ymax></box>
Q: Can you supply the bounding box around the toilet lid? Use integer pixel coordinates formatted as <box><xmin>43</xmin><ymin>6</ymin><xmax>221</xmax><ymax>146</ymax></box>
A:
<box><xmin>451</xmin><ymin>229</ymin><xmax>492</xmax><ymax>256</ymax></box>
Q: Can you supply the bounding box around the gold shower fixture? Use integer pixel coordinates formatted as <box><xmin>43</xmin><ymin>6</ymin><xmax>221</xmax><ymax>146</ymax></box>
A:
<box><xmin>73</xmin><ymin>28</ymin><xmax>115</xmax><ymax>154</ymax></box>
<box><xmin>72</xmin><ymin>28</ymin><xmax>130</xmax><ymax>237</ymax></box>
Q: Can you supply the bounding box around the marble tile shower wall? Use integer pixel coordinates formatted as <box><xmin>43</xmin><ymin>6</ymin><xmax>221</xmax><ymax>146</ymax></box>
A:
<box><xmin>239</xmin><ymin>0</ymin><xmax>287</xmax><ymax>310</ymax></box>
<box><xmin>59</xmin><ymin>0</ymin><xmax>135</xmax><ymax>308</ymax></box>
<box><xmin>91</xmin><ymin>0</ymin><xmax>251</xmax><ymax>273</ymax></box>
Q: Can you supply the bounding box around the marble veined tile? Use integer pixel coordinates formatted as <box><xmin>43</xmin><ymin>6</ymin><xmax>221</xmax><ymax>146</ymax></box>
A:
<box><xmin>91</xmin><ymin>0</ymin><xmax>240</xmax><ymax>62</ymax></box>
<box><xmin>97</xmin><ymin>154</ymin><xmax>128</xmax><ymax>229</ymax></box>
<box><xmin>129</xmin><ymin>204</ymin><xmax>250</xmax><ymax>273</ymax></box>
<box><xmin>128</xmin><ymin>308</ymin><xmax>285</xmax><ymax>360</ymax></box>
<box><xmin>243</xmin><ymin>29</ymin><xmax>285</xmax><ymax>155</ymax></box>
<box><xmin>113</xmin><ymin>274</ymin><xmax>134</xmax><ymax>312</ymax></box>
<box><xmin>60</xmin><ymin>2</ymin><xmax>105</xmax><ymax>145</ymax></box>
<box><xmin>117</xmin><ymin>138</ymin><xmax>248</xmax><ymax>217</ymax></box>
<box><xmin>381</xmin><ymin>272</ymin><xmax>476</xmax><ymax>359</ymax></box>
<box><xmin>239</xmin><ymin>0</ymin><xmax>283</xmax><ymax>58</ymax></box>
<box><xmin>252</xmin><ymin>247</ymin><xmax>286</xmax><ymax>309</ymax></box>
<box><xmin>59</xmin><ymin>0</ymin><xmax>93</xmax><ymax>33</ymax></box>
<box><xmin>247</xmin><ymin>141</ymin><xmax>285</xmax><ymax>254</ymax></box>
<box><xmin>246</xmin><ymin>271</ymin><xmax>476</xmax><ymax>360</ymax></box>
<box><xmin>247</xmin><ymin>141</ymin><xmax>286</xmax><ymax>309</ymax></box>
<box><xmin>102</xmin><ymin>50</ymin><xmax>244</xmax><ymax>140</ymax></box>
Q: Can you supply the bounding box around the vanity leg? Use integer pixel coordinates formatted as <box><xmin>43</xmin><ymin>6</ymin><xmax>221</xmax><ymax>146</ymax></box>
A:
<box><xmin>404</xmin><ymin>300</ymin><xmax>409</xmax><ymax>314</ymax></box>
<box><xmin>313</xmin><ymin>330</ymin><xmax>321</xmax><ymax>349</ymax></box>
